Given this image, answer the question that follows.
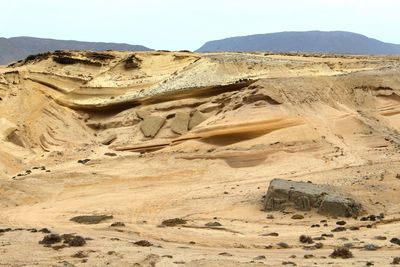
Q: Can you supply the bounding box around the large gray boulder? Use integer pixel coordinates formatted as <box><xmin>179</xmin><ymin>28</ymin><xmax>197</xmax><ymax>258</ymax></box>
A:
<box><xmin>264</xmin><ymin>179</ymin><xmax>362</xmax><ymax>217</ymax></box>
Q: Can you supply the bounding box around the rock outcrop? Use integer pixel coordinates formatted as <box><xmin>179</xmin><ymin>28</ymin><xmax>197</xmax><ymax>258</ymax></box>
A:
<box><xmin>264</xmin><ymin>179</ymin><xmax>362</xmax><ymax>217</ymax></box>
<box><xmin>171</xmin><ymin>112</ymin><xmax>190</xmax><ymax>134</ymax></box>
<box><xmin>189</xmin><ymin>110</ymin><xmax>207</xmax><ymax>130</ymax></box>
<box><xmin>140</xmin><ymin>115</ymin><xmax>166</xmax><ymax>138</ymax></box>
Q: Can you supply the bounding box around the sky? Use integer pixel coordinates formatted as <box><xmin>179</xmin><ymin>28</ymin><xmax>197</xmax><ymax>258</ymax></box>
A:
<box><xmin>1</xmin><ymin>0</ymin><xmax>400</xmax><ymax>50</ymax></box>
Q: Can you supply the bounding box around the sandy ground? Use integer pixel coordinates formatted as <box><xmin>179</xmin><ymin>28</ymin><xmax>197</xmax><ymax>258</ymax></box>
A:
<box><xmin>0</xmin><ymin>51</ymin><xmax>400</xmax><ymax>266</ymax></box>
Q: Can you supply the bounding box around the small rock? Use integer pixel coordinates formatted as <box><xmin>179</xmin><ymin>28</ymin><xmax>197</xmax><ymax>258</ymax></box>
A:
<box><xmin>331</xmin><ymin>226</ymin><xmax>346</xmax><ymax>232</ymax></box>
<box><xmin>110</xmin><ymin>222</ymin><xmax>125</xmax><ymax>227</ymax></box>
<box><xmin>70</xmin><ymin>215</ymin><xmax>113</xmax><ymax>224</ymax></box>
<box><xmin>282</xmin><ymin>261</ymin><xmax>297</xmax><ymax>266</ymax></box>
<box><xmin>77</xmin><ymin>159</ymin><xmax>91</xmax><ymax>164</ymax></box>
<box><xmin>67</xmin><ymin>236</ymin><xmax>86</xmax><ymax>247</ymax></box>
<box><xmin>253</xmin><ymin>255</ymin><xmax>266</xmax><ymax>260</ymax></box>
<box><xmin>161</xmin><ymin>218</ymin><xmax>187</xmax><ymax>227</ymax></box>
<box><xmin>276</xmin><ymin>242</ymin><xmax>290</xmax><ymax>248</ymax></box>
<box><xmin>299</xmin><ymin>235</ymin><xmax>314</xmax><ymax>244</ymax></box>
<box><xmin>374</xmin><ymin>236</ymin><xmax>387</xmax><ymax>240</ymax></box>
<box><xmin>390</xmin><ymin>238</ymin><xmax>400</xmax><ymax>246</ymax></box>
<box><xmin>392</xmin><ymin>257</ymin><xmax>400</xmax><ymax>265</ymax></box>
<box><xmin>336</xmin><ymin>220</ymin><xmax>346</xmax><ymax>225</ymax></box>
<box><xmin>364</xmin><ymin>244</ymin><xmax>380</xmax><ymax>251</ymax></box>
<box><xmin>261</xmin><ymin>232</ymin><xmax>279</xmax><ymax>237</ymax></box>
<box><xmin>219</xmin><ymin>252</ymin><xmax>233</xmax><ymax>256</ymax></box>
<box><xmin>39</xmin><ymin>234</ymin><xmax>62</xmax><ymax>245</ymax></box>
<box><xmin>205</xmin><ymin>222</ymin><xmax>222</xmax><ymax>227</ymax></box>
<box><xmin>134</xmin><ymin>240</ymin><xmax>153</xmax><ymax>247</ymax></box>
<box><xmin>291</xmin><ymin>214</ymin><xmax>304</xmax><ymax>220</ymax></box>
<box><xmin>330</xmin><ymin>246</ymin><xmax>353</xmax><ymax>259</ymax></box>
<box><xmin>304</xmin><ymin>254</ymin><xmax>314</xmax><ymax>259</ymax></box>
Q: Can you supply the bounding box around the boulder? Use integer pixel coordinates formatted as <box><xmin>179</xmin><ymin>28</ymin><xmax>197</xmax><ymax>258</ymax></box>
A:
<box><xmin>264</xmin><ymin>179</ymin><xmax>362</xmax><ymax>217</ymax></box>
<box><xmin>140</xmin><ymin>116</ymin><xmax>166</xmax><ymax>138</ymax></box>
<box><xmin>189</xmin><ymin>110</ymin><xmax>207</xmax><ymax>130</ymax></box>
<box><xmin>171</xmin><ymin>112</ymin><xmax>190</xmax><ymax>134</ymax></box>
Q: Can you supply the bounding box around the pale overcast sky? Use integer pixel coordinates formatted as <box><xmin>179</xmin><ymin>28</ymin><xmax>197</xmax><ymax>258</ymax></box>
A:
<box><xmin>1</xmin><ymin>0</ymin><xmax>399</xmax><ymax>50</ymax></box>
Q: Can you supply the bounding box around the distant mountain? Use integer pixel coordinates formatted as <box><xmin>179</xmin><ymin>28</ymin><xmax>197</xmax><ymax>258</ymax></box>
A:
<box><xmin>196</xmin><ymin>31</ymin><xmax>400</xmax><ymax>55</ymax></box>
<box><xmin>0</xmin><ymin>36</ymin><xmax>151</xmax><ymax>65</ymax></box>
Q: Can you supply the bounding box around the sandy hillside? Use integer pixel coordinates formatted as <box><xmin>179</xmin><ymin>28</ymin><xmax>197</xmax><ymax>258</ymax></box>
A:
<box><xmin>0</xmin><ymin>51</ymin><xmax>400</xmax><ymax>266</ymax></box>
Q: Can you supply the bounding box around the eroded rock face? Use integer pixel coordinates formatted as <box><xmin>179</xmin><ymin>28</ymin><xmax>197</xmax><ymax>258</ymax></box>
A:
<box><xmin>140</xmin><ymin>115</ymin><xmax>166</xmax><ymax>138</ymax></box>
<box><xmin>264</xmin><ymin>179</ymin><xmax>362</xmax><ymax>217</ymax></box>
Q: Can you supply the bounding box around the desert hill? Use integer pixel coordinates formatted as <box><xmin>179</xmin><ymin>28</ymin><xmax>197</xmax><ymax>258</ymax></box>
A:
<box><xmin>0</xmin><ymin>36</ymin><xmax>151</xmax><ymax>65</ymax></box>
<box><xmin>0</xmin><ymin>50</ymin><xmax>400</xmax><ymax>266</ymax></box>
<box><xmin>197</xmin><ymin>31</ymin><xmax>400</xmax><ymax>55</ymax></box>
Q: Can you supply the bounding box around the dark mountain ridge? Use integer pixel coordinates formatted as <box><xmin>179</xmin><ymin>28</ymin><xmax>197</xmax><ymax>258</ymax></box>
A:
<box><xmin>196</xmin><ymin>31</ymin><xmax>400</xmax><ymax>55</ymax></box>
<box><xmin>0</xmin><ymin>36</ymin><xmax>151</xmax><ymax>65</ymax></box>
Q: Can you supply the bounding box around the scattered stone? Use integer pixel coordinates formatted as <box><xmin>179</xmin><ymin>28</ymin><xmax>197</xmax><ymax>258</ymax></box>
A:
<box><xmin>161</xmin><ymin>218</ymin><xmax>187</xmax><ymax>227</ymax></box>
<box><xmin>162</xmin><ymin>255</ymin><xmax>173</xmax><ymax>259</ymax></box>
<box><xmin>390</xmin><ymin>238</ymin><xmax>400</xmax><ymax>246</ymax></box>
<box><xmin>366</xmin><ymin>261</ymin><xmax>374</xmax><ymax>266</ymax></box>
<box><xmin>134</xmin><ymin>240</ymin><xmax>153</xmax><ymax>247</ymax></box>
<box><xmin>304</xmin><ymin>254</ymin><xmax>314</xmax><ymax>259</ymax></box>
<box><xmin>253</xmin><ymin>255</ymin><xmax>266</xmax><ymax>260</ymax></box>
<box><xmin>374</xmin><ymin>236</ymin><xmax>387</xmax><ymax>240</ymax></box>
<box><xmin>205</xmin><ymin>222</ymin><xmax>222</xmax><ymax>227</ymax></box>
<box><xmin>363</xmin><ymin>244</ymin><xmax>380</xmax><ymax>251</ymax></box>
<box><xmin>349</xmin><ymin>226</ymin><xmax>359</xmax><ymax>231</ymax></box>
<box><xmin>392</xmin><ymin>257</ymin><xmax>400</xmax><ymax>265</ymax></box>
<box><xmin>171</xmin><ymin>112</ymin><xmax>190</xmax><ymax>134</ymax></box>
<box><xmin>188</xmin><ymin>110</ymin><xmax>207</xmax><ymax>130</ymax></box>
<box><xmin>72</xmin><ymin>251</ymin><xmax>88</xmax><ymax>258</ymax></box>
<box><xmin>66</xmin><ymin>236</ymin><xmax>86</xmax><ymax>247</ymax></box>
<box><xmin>331</xmin><ymin>227</ymin><xmax>346</xmax><ymax>232</ymax></box>
<box><xmin>77</xmin><ymin>159</ymin><xmax>91</xmax><ymax>164</ymax></box>
<box><xmin>282</xmin><ymin>261</ymin><xmax>297</xmax><ymax>266</ymax></box>
<box><xmin>266</xmin><ymin>215</ymin><xmax>274</xmax><ymax>219</ymax></box>
<box><xmin>336</xmin><ymin>220</ymin><xmax>346</xmax><ymax>225</ymax></box>
<box><xmin>110</xmin><ymin>222</ymin><xmax>125</xmax><ymax>227</ymax></box>
<box><xmin>39</xmin><ymin>234</ymin><xmax>62</xmax><ymax>245</ymax></box>
<box><xmin>291</xmin><ymin>214</ymin><xmax>304</xmax><ymax>220</ymax></box>
<box><xmin>299</xmin><ymin>235</ymin><xmax>314</xmax><ymax>244</ymax></box>
<box><xmin>104</xmin><ymin>152</ymin><xmax>117</xmax><ymax>157</ymax></box>
<box><xmin>314</xmin><ymin>243</ymin><xmax>323</xmax><ymax>249</ymax></box>
<box><xmin>330</xmin><ymin>246</ymin><xmax>353</xmax><ymax>259</ymax></box>
<box><xmin>264</xmin><ymin>179</ymin><xmax>362</xmax><ymax>217</ymax></box>
<box><xmin>70</xmin><ymin>215</ymin><xmax>113</xmax><ymax>224</ymax></box>
<box><xmin>39</xmin><ymin>228</ymin><xmax>51</xmax><ymax>233</ymax></box>
<box><xmin>261</xmin><ymin>232</ymin><xmax>279</xmax><ymax>237</ymax></box>
<box><xmin>322</xmin><ymin>233</ymin><xmax>334</xmax><ymax>238</ymax></box>
<box><xmin>276</xmin><ymin>242</ymin><xmax>290</xmax><ymax>248</ymax></box>
<box><xmin>219</xmin><ymin>252</ymin><xmax>233</xmax><ymax>256</ymax></box>
<box><xmin>140</xmin><ymin>115</ymin><xmax>166</xmax><ymax>138</ymax></box>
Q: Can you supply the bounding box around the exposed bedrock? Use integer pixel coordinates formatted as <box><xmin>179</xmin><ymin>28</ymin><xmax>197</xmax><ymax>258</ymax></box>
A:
<box><xmin>264</xmin><ymin>179</ymin><xmax>362</xmax><ymax>217</ymax></box>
